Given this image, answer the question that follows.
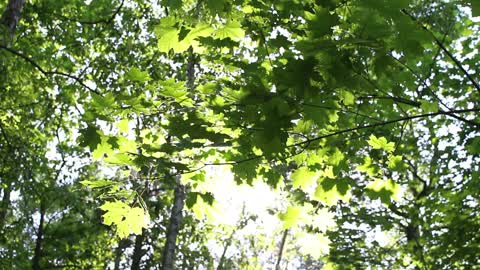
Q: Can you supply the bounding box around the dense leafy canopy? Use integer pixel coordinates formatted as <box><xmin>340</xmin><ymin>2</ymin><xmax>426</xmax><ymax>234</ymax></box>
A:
<box><xmin>1</xmin><ymin>0</ymin><xmax>480</xmax><ymax>269</ymax></box>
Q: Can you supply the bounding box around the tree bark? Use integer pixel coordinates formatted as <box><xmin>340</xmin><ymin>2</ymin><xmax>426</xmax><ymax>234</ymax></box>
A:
<box><xmin>131</xmin><ymin>229</ymin><xmax>146</xmax><ymax>270</ymax></box>
<box><xmin>113</xmin><ymin>239</ymin><xmax>130</xmax><ymax>270</ymax></box>
<box><xmin>1</xmin><ymin>0</ymin><xmax>26</xmax><ymax>38</ymax></box>
<box><xmin>0</xmin><ymin>0</ymin><xmax>25</xmax><ymax>232</ymax></box>
<box><xmin>0</xmin><ymin>186</ymin><xmax>10</xmax><ymax>231</ymax></box>
<box><xmin>161</xmin><ymin>175</ymin><xmax>185</xmax><ymax>270</ymax></box>
<box><xmin>217</xmin><ymin>232</ymin><xmax>234</xmax><ymax>270</ymax></box>
<box><xmin>275</xmin><ymin>230</ymin><xmax>288</xmax><ymax>270</ymax></box>
<box><xmin>32</xmin><ymin>202</ymin><xmax>46</xmax><ymax>270</ymax></box>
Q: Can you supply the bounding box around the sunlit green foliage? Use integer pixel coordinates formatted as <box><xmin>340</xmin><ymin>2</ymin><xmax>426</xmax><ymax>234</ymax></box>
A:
<box><xmin>1</xmin><ymin>0</ymin><xmax>480</xmax><ymax>269</ymax></box>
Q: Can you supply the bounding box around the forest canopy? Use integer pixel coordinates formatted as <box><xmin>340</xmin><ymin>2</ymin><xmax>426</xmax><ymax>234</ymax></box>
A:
<box><xmin>0</xmin><ymin>0</ymin><xmax>479</xmax><ymax>269</ymax></box>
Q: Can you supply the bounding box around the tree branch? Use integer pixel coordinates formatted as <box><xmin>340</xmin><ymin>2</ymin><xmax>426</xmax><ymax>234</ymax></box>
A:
<box><xmin>275</xmin><ymin>230</ymin><xmax>288</xmax><ymax>270</ymax></box>
<box><xmin>195</xmin><ymin>108</ymin><xmax>480</xmax><ymax>169</ymax></box>
<box><xmin>402</xmin><ymin>9</ymin><xmax>480</xmax><ymax>95</ymax></box>
<box><xmin>0</xmin><ymin>44</ymin><xmax>100</xmax><ymax>94</ymax></box>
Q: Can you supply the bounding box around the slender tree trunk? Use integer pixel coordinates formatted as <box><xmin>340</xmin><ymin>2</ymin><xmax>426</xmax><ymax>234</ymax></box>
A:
<box><xmin>0</xmin><ymin>0</ymin><xmax>25</xmax><ymax>230</ymax></box>
<box><xmin>217</xmin><ymin>234</ymin><xmax>233</xmax><ymax>270</ymax></box>
<box><xmin>113</xmin><ymin>239</ymin><xmax>130</xmax><ymax>270</ymax></box>
<box><xmin>1</xmin><ymin>0</ymin><xmax>26</xmax><ymax>38</ymax></box>
<box><xmin>0</xmin><ymin>0</ymin><xmax>25</xmax><ymax>229</ymax></box>
<box><xmin>161</xmin><ymin>175</ymin><xmax>185</xmax><ymax>270</ymax></box>
<box><xmin>113</xmin><ymin>244</ymin><xmax>122</xmax><ymax>270</ymax></box>
<box><xmin>160</xmin><ymin>47</ymin><xmax>196</xmax><ymax>270</ymax></box>
<box><xmin>0</xmin><ymin>187</ymin><xmax>10</xmax><ymax>231</ymax></box>
<box><xmin>275</xmin><ymin>230</ymin><xmax>288</xmax><ymax>270</ymax></box>
<box><xmin>131</xmin><ymin>229</ymin><xmax>146</xmax><ymax>270</ymax></box>
<box><xmin>32</xmin><ymin>202</ymin><xmax>46</xmax><ymax>270</ymax></box>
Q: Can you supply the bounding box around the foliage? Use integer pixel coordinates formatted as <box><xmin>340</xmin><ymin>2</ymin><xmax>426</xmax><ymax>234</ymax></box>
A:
<box><xmin>1</xmin><ymin>0</ymin><xmax>480</xmax><ymax>269</ymax></box>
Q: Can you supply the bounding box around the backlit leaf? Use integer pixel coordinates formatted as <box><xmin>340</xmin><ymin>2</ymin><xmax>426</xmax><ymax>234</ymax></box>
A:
<box><xmin>368</xmin><ymin>134</ymin><xmax>395</xmax><ymax>153</ymax></box>
<box><xmin>100</xmin><ymin>201</ymin><xmax>150</xmax><ymax>238</ymax></box>
<box><xmin>125</xmin><ymin>68</ymin><xmax>151</xmax><ymax>82</ymax></box>
<box><xmin>291</xmin><ymin>167</ymin><xmax>317</xmax><ymax>191</ymax></box>
<box><xmin>214</xmin><ymin>21</ymin><xmax>245</xmax><ymax>41</ymax></box>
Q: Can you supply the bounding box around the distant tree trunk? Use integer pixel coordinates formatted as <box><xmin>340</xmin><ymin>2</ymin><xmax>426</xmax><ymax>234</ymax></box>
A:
<box><xmin>217</xmin><ymin>231</ymin><xmax>234</xmax><ymax>270</ymax></box>
<box><xmin>113</xmin><ymin>239</ymin><xmax>130</xmax><ymax>270</ymax></box>
<box><xmin>161</xmin><ymin>175</ymin><xmax>185</xmax><ymax>270</ymax></box>
<box><xmin>1</xmin><ymin>0</ymin><xmax>26</xmax><ymax>38</ymax></box>
<box><xmin>275</xmin><ymin>230</ymin><xmax>288</xmax><ymax>270</ymax></box>
<box><xmin>160</xmin><ymin>47</ymin><xmax>195</xmax><ymax>270</ymax></box>
<box><xmin>0</xmin><ymin>0</ymin><xmax>25</xmax><ymax>232</ymax></box>
<box><xmin>131</xmin><ymin>229</ymin><xmax>146</xmax><ymax>270</ymax></box>
<box><xmin>0</xmin><ymin>186</ymin><xmax>10</xmax><ymax>231</ymax></box>
<box><xmin>113</xmin><ymin>244</ymin><xmax>122</xmax><ymax>270</ymax></box>
<box><xmin>32</xmin><ymin>202</ymin><xmax>45</xmax><ymax>270</ymax></box>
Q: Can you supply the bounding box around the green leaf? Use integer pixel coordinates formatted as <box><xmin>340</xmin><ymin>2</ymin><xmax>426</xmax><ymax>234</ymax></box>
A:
<box><xmin>80</xmin><ymin>179</ymin><xmax>119</xmax><ymax>189</ymax></box>
<box><xmin>366</xmin><ymin>178</ymin><xmax>402</xmax><ymax>203</ymax></box>
<box><xmin>206</xmin><ymin>0</ymin><xmax>225</xmax><ymax>13</ymax></box>
<box><xmin>116</xmin><ymin>119</ymin><xmax>130</xmax><ymax>133</ymax></box>
<box><xmin>159</xmin><ymin>78</ymin><xmax>188</xmax><ymax>99</ymax></box>
<box><xmin>307</xmin><ymin>7</ymin><xmax>339</xmax><ymax>38</ymax></box>
<box><xmin>185</xmin><ymin>192</ymin><xmax>198</xmax><ymax>208</ymax></box>
<box><xmin>214</xmin><ymin>21</ymin><xmax>245</xmax><ymax>41</ymax></box>
<box><xmin>420</xmin><ymin>100</ymin><xmax>439</xmax><ymax>113</ymax></box>
<box><xmin>92</xmin><ymin>137</ymin><xmax>113</xmax><ymax>160</ymax></box>
<box><xmin>368</xmin><ymin>135</ymin><xmax>395</xmax><ymax>153</ymax></box>
<box><xmin>279</xmin><ymin>206</ymin><xmax>303</xmax><ymax>229</ymax></box>
<box><xmin>467</xmin><ymin>136</ymin><xmax>480</xmax><ymax>154</ymax></box>
<box><xmin>100</xmin><ymin>201</ymin><xmax>150</xmax><ymax>238</ymax></box>
<box><xmin>298</xmin><ymin>233</ymin><xmax>331</xmax><ymax>258</ymax></box>
<box><xmin>291</xmin><ymin>167</ymin><xmax>317</xmax><ymax>191</ymax></box>
<box><xmin>313</xmin><ymin>184</ymin><xmax>349</xmax><ymax>206</ymax></box>
<box><xmin>126</xmin><ymin>67</ymin><xmax>151</xmax><ymax>82</ymax></box>
<box><xmin>466</xmin><ymin>0</ymin><xmax>480</xmax><ymax>17</ymax></box>
<box><xmin>91</xmin><ymin>92</ymin><xmax>116</xmax><ymax>109</ymax></box>
<box><xmin>200</xmin><ymin>192</ymin><xmax>215</xmax><ymax>205</ymax></box>
<box><xmin>161</xmin><ymin>0</ymin><xmax>182</xmax><ymax>9</ymax></box>
<box><xmin>387</xmin><ymin>154</ymin><xmax>404</xmax><ymax>170</ymax></box>
<box><xmin>79</xmin><ymin>125</ymin><xmax>102</xmax><ymax>151</ymax></box>
<box><xmin>357</xmin><ymin>156</ymin><xmax>380</xmax><ymax>176</ymax></box>
<box><xmin>327</xmin><ymin>148</ymin><xmax>345</xmax><ymax>166</ymax></box>
<box><xmin>104</xmin><ymin>153</ymin><xmax>135</xmax><ymax>166</ymax></box>
<box><xmin>156</xmin><ymin>26</ymin><xmax>182</xmax><ymax>53</ymax></box>
<box><xmin>340</xmin><ymin>90</ymin><xmax>355</xmax><ymax>106</ymax></box>
<box><xmin>184</xmin><ymin>23</ymin><xmax>215</xmax><ymax>42</ymax></box>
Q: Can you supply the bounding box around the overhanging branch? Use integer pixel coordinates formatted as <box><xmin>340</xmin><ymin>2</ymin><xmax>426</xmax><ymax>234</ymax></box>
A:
<box><xmin>402</xmin><ymin>9</ymin><xmax>480</xmax><ymax>95</ymax></box>
<box><xmin>0</xmin><ymin>44</ymin><xmax>100</xmax><ymax>94</ymax></box>
<box><xmin>293</xmin><ymin>108</ymin><xmax>480</xmax><ymax>147</ymax></box>
<box><xmin>195</xmin><ymin>108</ymin><xmax>480</xmax><ymax>168</ymax></box>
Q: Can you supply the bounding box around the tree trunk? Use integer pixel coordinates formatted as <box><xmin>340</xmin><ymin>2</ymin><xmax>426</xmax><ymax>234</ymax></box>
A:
<box><xmin>113</xmin><ymin>239</ymin><xmax>130</xmax><ymax>270</ymax></box>
<box><xmin>0</xmin><ymin>0</ymin><xmax>25</xmax><ymax>232</ymax></box>
<box><xmin>161</xmin><ymin>176</ymin><xmax>185</xmax><ymax>270</ymax></box>
<box><xmin>275</xmin><ymin>230</ymin><xmax>288</xmax><ymax>270</ymax></box>
<box><xmin>0</xmin><ymin>187</ymin><xmax>10</xmax><ymax>231</ymax></box>
<box><xmin>131</xmin><ymin>229</ymin><xmax>146</xmax><ymax>270</ymax></box>
<box><xmin>1</xmin><ymin>0</ymin><xmax>26</xmax><ymax>38</ymax></box>
<box><xmin>32</xmin><ymin>202</ymin><xmax>45</xmax><ymax>270</ymax></box>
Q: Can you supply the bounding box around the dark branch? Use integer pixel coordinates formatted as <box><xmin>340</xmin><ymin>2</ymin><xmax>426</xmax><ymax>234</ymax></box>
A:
<box><xmin>302</xmin><ymin>102</ymin><xmax>383</xmax><ymax>122</ymax></box>
<box><xmin>402</xmin><ymin>9</ymin><xmax>480</xmax><ymax>95</ymax></box>
<box><xmin>194</xmin><ymin>108</ymin><xmax>480</xmax><ymax>169</ymax></box>
<box><xmin>0</xmin><ymin>44</ymin><xmax>100</xmax><ymax>94</ymax></box>
<box><xmin>357</xmin><ymin>95</ymin><xmax>421</xmax><ymax>107</ymax></box>
<box><xmin>293</xmin><ymin>108</ymin><xmax>480</xmax><ymax>148</ymax></box>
